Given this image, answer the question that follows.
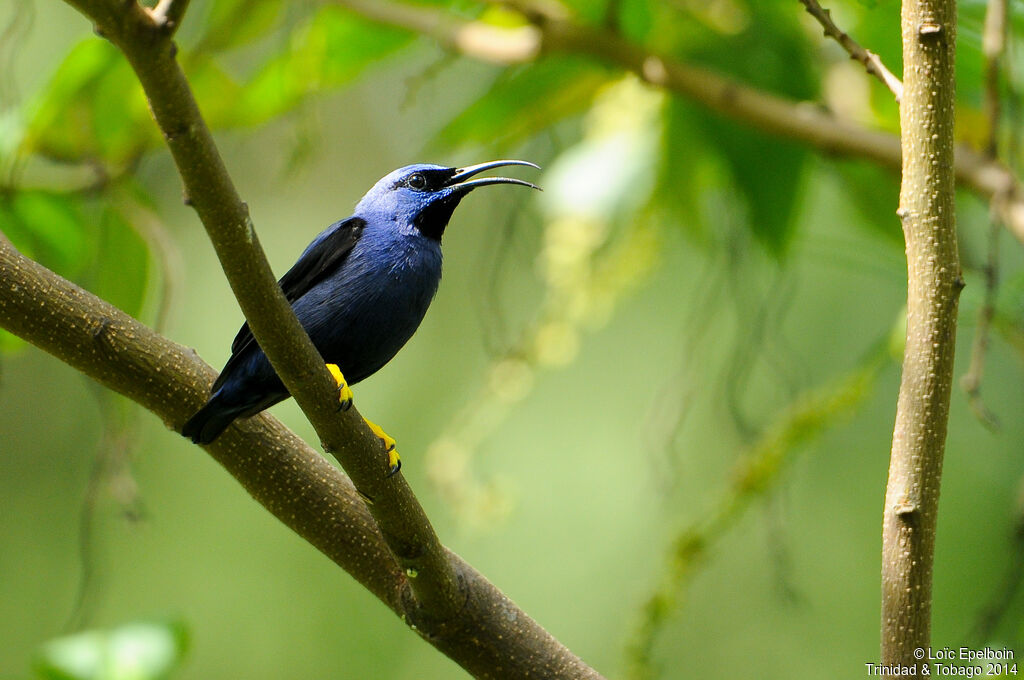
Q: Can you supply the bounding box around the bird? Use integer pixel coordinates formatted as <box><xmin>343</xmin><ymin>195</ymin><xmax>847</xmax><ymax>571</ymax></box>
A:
<box><xmin>181</xmin><ymin>160</ymin><xmax>540</xmax><ymax>472</ymax></box>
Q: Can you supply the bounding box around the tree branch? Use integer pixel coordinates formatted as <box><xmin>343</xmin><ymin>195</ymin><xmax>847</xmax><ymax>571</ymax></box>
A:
<box><xmin>0</xmin><ymin>236</ymin><xmax>605</xmax><ymax>679</ymax></box>
<box><xmin>798</xmin><ymin>0</ymin><xmax>904</xmax><ymax>102</ymax></box>
<box><xmin>333</xmin><ymin>0</ymin><xmax>1024</xmax><ymax>246</ymax></box>
<box><xmin>882</xmin><ymin>0</ymin><xmax>961</xmax><ymax>672</ymax></box>
<box><xmin>60</xmin><ymin>0</ymin><xmax>465</xmax><ymax>628</ymax></box>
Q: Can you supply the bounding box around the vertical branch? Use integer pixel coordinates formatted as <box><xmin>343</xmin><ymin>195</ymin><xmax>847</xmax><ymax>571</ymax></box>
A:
<box><xmin>882</xmin><ymin>0</ymin><xmax>961</xmax><ymax>673</ymax></box>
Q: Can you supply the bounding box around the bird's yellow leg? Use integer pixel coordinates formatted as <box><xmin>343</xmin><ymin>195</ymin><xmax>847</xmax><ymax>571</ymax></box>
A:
<box><xmin>326</xmin><ymin>364</ymin><xmax>400</xmax><ymax>477</ymax></box>
<box><xmin>365</xmin><ymin>418</ymin><xmax>401</xmax><ymax>477</ymax></box>
<box><xmin>326</xmin><ymin>363</ymin><xmax>353</xmax><ymax>411</ymax></box>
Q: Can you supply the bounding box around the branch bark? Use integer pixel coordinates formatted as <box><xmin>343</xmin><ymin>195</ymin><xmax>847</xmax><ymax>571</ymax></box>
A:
<box><xmin>0</xmin><ymin>236</ymin><xmax>605</xmax><ymax>679</ymax></box>
<box><xmin>882</xmin><ymin>0</ymin><xmax>960</xmax><ymax>673</ymax></box>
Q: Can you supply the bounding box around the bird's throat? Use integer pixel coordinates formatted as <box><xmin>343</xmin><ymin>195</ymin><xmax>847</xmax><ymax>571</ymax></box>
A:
<box><xmin>413</xmin><ymin>194</ymin><xmax>464</xmax><ymax>241</ymax></box>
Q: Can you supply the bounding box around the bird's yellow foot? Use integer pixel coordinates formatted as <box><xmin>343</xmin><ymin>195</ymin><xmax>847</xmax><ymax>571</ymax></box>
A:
<box><xmin>365</xmin><ymin>418</ymin><xmax>401</xmax><ymax>477</ymax></box>
<box><xmin>326</xmin><ymin>363</ymin><xmax>353</xmax><ymax>411</ymax></box>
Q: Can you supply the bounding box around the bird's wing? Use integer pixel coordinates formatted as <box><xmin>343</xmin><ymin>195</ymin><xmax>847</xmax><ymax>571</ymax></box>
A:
<box><xmin>211</xmin><ymin>217</ymin><xmax>366</xmax><ymax>392</ymax></box>
<box><xmin>274</xmin><ymin>216</ymin><xmax>367</xmax><ymax>306</ymax></box>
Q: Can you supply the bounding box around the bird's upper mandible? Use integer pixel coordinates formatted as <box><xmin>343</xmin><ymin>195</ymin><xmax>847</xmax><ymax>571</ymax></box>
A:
<box><xmin>354</xmin><ymin>160</ymin><xmax>540</xmax><ymax>241</ymax></box>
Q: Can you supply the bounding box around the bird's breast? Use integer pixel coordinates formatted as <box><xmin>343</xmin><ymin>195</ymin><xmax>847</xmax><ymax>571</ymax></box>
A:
<box><xmin>297</xmin><ymin>235</ymin><xmax>442</xmax><ymax>383</ymax></box>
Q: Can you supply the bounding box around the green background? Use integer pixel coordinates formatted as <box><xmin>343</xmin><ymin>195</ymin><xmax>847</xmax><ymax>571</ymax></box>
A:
<box><xmin>1</xmin><ymin>0</ymin><xmax>1022</xmax><ymax>678</ymax></box>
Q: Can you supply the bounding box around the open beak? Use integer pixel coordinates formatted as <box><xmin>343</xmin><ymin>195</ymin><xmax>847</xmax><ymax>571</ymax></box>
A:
<box><xmin>447</xmin><ymin>159</ymin><xmax>541</xmax><ymax>192</ymax></box>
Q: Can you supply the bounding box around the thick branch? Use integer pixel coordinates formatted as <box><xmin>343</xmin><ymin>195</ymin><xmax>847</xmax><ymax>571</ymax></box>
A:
<box><xmin>0</xmin><ymin>237</ymin><xmax>605</xmax><ymax>680</ymax></box>
<box><xmin>882</xmin><ymin>0</ymin><xmax>960</xmax><ymax>673</ymax></box>
<box><xmin>334</xmin><ymin>0</ymin><xmax>1024</xmax><ymax>246</ymax></box>
<box><xmin>60</xmin><ymin>0</ymin><xmax>463</xmax><ymax>628</ymax></box>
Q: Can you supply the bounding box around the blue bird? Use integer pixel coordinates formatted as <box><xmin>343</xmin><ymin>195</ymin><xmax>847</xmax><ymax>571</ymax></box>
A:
<box><xmin>182</xmin><ymin>160</ymin><xmax>539</xmax><ymax>467</ymax></box>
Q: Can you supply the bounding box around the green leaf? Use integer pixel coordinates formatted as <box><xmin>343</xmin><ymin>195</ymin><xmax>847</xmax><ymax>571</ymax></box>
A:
<box><xmin>556</xmin><ymin>0</ymin><xmax>606</xmax><ymax>24</ymax></box>
<box><xmin>658</xmin><ymin>97</ymin><xmax>809</xmax><ymax>255</ymax></box>
<box><xmin>235</xmin><ymin>53</ymin><xmax>304</xmax><ymax>126</ymax></box>
<box><xmin>700</xmin><ymin>113</ymin><xmax>809</xmax><ymax>256</ymax></box>
<box><xmin>24</xmin><ymin>39</ymin><xmax>117</xmax><ymax>156</ymax></box>
<box><xmin>675</xmin><ymin>3</ymin><xmax>819</xmax><ymax>100</ymax></box>
<box><xmin>235</xmin><ymin>6</ymin><xmax>412</xmax><ymax>126</ymax></box>
<box><xmin>311</xmin><ymin>7</ymin><xmax>411</xmax><ymax>84</ymax></box>
<box><xmin>186</xmin><ymin>59</ymin><xmax>244</xmax><ymax>130</ymax></box>
<box><xmin>199</xmin><ymin>0</ymin><xmax>285</xmax><ymax>52</ymax></box>
<box><xmin>87</xmin><ymin>207</ymin><xmax>151</xmax><ymax>319</ymax></box>
<box><xmin>436</xmin><ymin>58</ymin><xmax>607</xmax><ymax>150</ymax></box>
<box><xmin>617</xmin><ymin>0</ymin><xmax>654</xmax><ymax>43</ymax></box>
<box><xmin>2</xmin><ymin>191</ymin><xmax>89</xmax><ymax>276</ymax></box>
<box><xmin>34</xmin><ymin>621</ymin><xmax>188</xmax><ymax>680</ymax></box>
<box><xmin>89</xmin><ymin>59</ymin><xmax>152</xmax><ymax>162</ymax></box>
<box><xmin>25</xmin><ymin>39</ymin><xmax>153</xmax><ymax>164</ymax></box>
<box><xmin>953</xmin><ymin>1</ymin><xmax>987</xmax><ymax>115</ymax></box>
<box><xmin>669</xmin><ymin>5</ymin><xmax>817</xmax><ymax>256</ymax></box>
<box><xmin>655</xmin><ymin>97</ymin><xmax>710</xmax><ymax>243</ymax></box>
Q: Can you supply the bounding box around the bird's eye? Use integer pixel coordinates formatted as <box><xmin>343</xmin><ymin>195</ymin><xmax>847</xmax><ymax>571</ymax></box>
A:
<box><xmin>407</xmin><ymin>173</ymin><xmax>427</xmax><ymax>190</ymax></box>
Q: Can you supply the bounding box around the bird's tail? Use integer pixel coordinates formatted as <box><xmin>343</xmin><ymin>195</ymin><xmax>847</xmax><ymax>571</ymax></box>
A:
<box><xmin>181</xmin><ymin>393</ymin><xmax>246</xmax><ymax>445</ymax></box>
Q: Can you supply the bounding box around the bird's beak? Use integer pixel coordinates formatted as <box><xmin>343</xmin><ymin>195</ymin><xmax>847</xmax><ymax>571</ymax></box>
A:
<box><xmin>447</xmin><ymin>159</ymin><xmax>541</xmax><ymax>193</ymax></box>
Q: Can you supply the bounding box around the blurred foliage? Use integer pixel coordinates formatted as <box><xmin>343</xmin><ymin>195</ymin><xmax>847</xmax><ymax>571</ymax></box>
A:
<box><xmin>34</xmin><ymin>621</ymin><xmax>188</xmax><ymax>680</ymax></box>
<box><xmin>436</xmin><ymin>57</ymin><xmax>609</xmax><ymax>151</ymax></box>
<box><xmin>229</xmin><ymin>7</ymin><xmax>413</xmax><ymax>127</ymax></box>
<box><xmin>2</xmin><ymin>0</ymin><xmax>1024</xmax><ymax>678</ymax></box>
<box><xmin>627</xmin><ymin>343</ymin><xmax>890</xmax><ymax>679</ymax></box>
<box><xmin>428</xmin><ymin>75</ymin><xmax>662</xmax><ymax>525</ymax></box>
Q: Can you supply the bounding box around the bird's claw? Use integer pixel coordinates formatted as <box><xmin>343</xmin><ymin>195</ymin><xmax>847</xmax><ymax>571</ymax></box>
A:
<box><xmin>326</xmin><ymin>363</ymin><xmax>354</xmax><ymax>411</ymax></box>
<box><xmin>365</xmin><ymin>418</ymin><xmax>401</xmax><ymax>477</ymax></box>
<box><xmin>326</xmin><ymin>365</ymin><xmax>399</xmax><ymax>477</ymax></box>
<box><xmin>386</xmin><ymin>450</ymin><xmax>402</xmax><ymax>478</ymax></box>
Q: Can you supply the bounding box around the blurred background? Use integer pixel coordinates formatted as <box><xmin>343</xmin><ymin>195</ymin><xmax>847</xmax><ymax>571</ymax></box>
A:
<box><xmin>1</xmin><ymin>0</ymin><xmax>1023</xmax><ymax>678</ymax></box>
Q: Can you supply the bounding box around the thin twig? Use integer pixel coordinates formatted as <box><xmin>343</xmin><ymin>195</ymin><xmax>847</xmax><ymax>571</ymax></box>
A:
<box><xmin>982</xmin><ymin>0</ymin><xmax>1008</xmax><ymax>157</ymax></box>
<box><xmin>961</xmin><ymin>0</ymin><xmax>1010</xmax><ymax>428</ymax></box>
<box><xmin>799</xmin><ymin>0</ymin><xmax>904</xmax><ymax>101</ymax></box>
<box><xmin>961</xmin><ymin>218</ymin><xmax>1002</xmax><ymax>430</ymax></box>
<box><xmin>66</xmin><ymin>388</ymin><xmax>143</xmax><ymax>633</ymax></box>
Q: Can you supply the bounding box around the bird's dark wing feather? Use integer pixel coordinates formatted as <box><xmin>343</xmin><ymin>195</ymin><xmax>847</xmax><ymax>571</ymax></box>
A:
<box><xmin>211</xmin><ymin>217</ymin><xmax>366</xmax><ymax>392</ymax></box>
<box><xmin>275</xmin><ymin>216</ymin><xmax>367</xmax><ymax>305</ymax></box>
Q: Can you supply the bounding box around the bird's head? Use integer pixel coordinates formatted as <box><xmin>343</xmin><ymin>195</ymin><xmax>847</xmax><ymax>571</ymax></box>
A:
<box><xmin>354</xmin><ymin>160</ymin><xmax>540</xmax><ymax>241</ymax></box>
